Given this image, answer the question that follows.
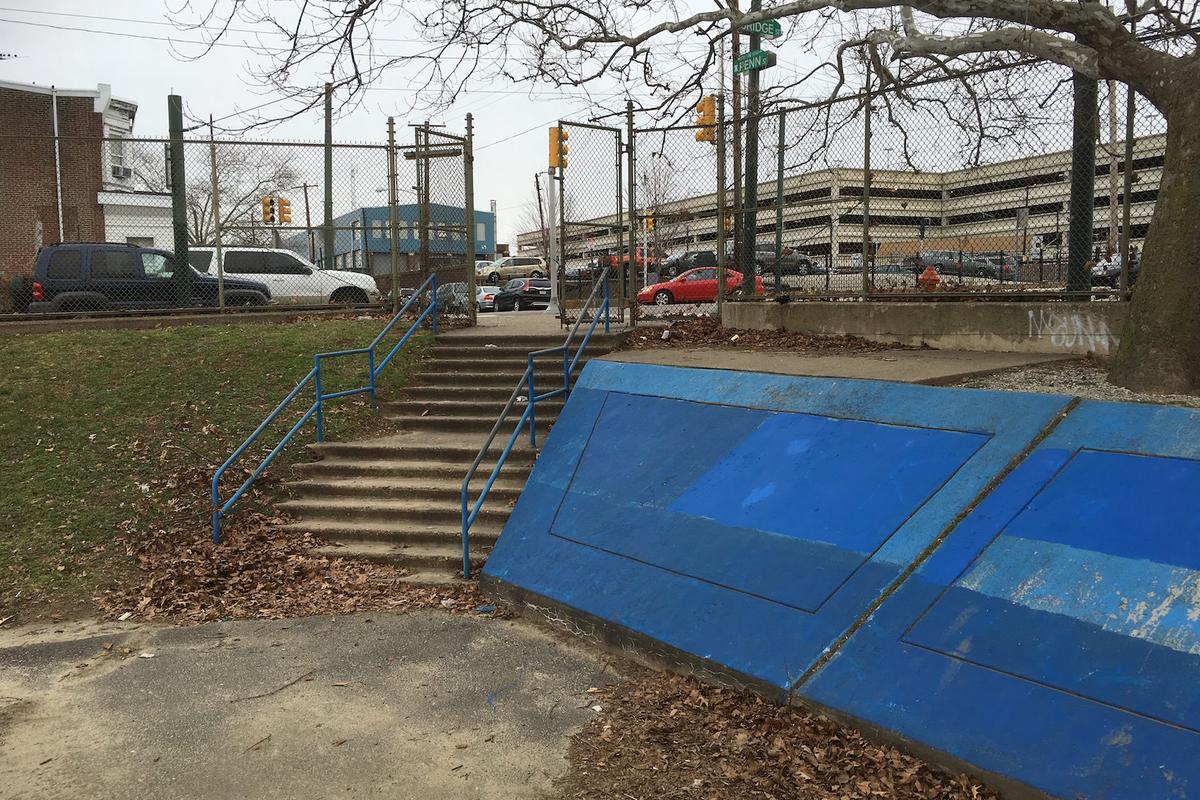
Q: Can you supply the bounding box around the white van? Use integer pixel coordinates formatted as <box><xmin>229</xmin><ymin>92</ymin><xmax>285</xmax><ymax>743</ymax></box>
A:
<box><xmin>476</xmin><ymin>256</ymin><xmax>546</xmax><ymax>284</ymax></box>
<box><xmin>188</xmin><ymin>247</ymin><xmax>380</xmax><ymax>305</ymax></box>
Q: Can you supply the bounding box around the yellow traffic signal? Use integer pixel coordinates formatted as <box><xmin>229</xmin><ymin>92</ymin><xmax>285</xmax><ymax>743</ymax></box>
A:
<box><xmin>261</xmin><ymin>196</ymin><xmax>275</xmax><ymax>224</ymax></box>
<box><xmin>695</xmin><ymin>95</ymin><xmax>717</xmax><ymax>144</ymax></box>
<box><xmin>278</xmin><ymin>197</ymin><xmax>292</xmax><ymax>224</ymax></box>
<box><xmin>646</xmin><ymin>209</ymin><xmax>656</xmax><ymax>233</ymax></box>
<box><xmin>549</xmin><ymin>126</ymin><xmax>569</xmax><ymax>170</ymax></box>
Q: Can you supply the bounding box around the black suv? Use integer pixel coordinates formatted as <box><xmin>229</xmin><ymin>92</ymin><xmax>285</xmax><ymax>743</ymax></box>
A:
<box><xmin>10</xmin><ymin>243</ymin><xmax>271</xmax><ymax>313</ymax></box>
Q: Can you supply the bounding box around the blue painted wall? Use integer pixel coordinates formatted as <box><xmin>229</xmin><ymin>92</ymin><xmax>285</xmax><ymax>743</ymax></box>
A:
<box><xmin>805</xmin><ymin>400</ymin><xmax>1200</xmax><ymax>799</ymax></box>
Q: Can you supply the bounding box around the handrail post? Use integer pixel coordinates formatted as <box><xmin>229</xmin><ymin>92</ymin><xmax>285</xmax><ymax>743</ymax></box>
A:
<box><xmin>603</xmin><ymin>270</ymin><xmax>610</xmax><ymax>334</ymax></box>
<box><xmin>368</xmin><ymin>348</ymin><xmax>377</xmax><ymax>408</ymax></box>
<box><xmin>212</xmin><ymin>510</ymin><xmax>221</xmax><ymax>544</ymax></box>
<box><xmin>563</xmin><ymin>348</ymin><xmax>570</xmax><ymax>396</ymax></box>
<box><xmin>461</xmin><ymin>489</ymin><xmax>471</xmax><ymax>579</ymax></box>
<box><xmin>314</xmin><ymin>355</ymin><xmax>325</xmax><ymax>443</ymax></box>
<box><xmin>527</xmin><ymin>358</ymin><xmax>537</xmax><ymax>449</ymax></box>
<box><xmin>432</xmin><ymin>272</ymin><xmax>441</xmax><ymax>335</ymax></box>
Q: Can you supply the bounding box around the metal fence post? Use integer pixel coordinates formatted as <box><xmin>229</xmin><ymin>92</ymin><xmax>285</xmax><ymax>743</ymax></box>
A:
<box><xmin>323</xmin><ymin>82</ymin><xmax>335</xmax><ymax>270</ymax></box>
<box><xmin>625</xmin><ymin>101</ymin><xmax>637</xmax><ymax>326</ymax></box>
<box><xmin>775</xmin><ymin>111</ymin><xmax>785</xmax><ymax>292</ymax></box>
<box><xmin>208</xmin><ymin>116</ymin><xmax>224</xmax><ymax>309</ymax></box>
<box><xmin>465</xmin><ymin>113</ymin><xmax>477</xmax><ymax>325</ymax></box>
<box><xmin>717</xmin><ymin>92</ymin><xmax>727</xmax><ymax>313</ymax></box>
<box><xmin>387</xmin><ymin>117</ymin><xmax>401</xmax><ymax>312</ymax></box>
<box><xmin>861</xmin><ymin>56</ymin><xmax>873</xmax><ymax>298</ymax></box>
<box><xmin>167</xmin><ymin>94</ymin><xmax>192</xmax><ymax>306</ymax></box>
<box><xmin>1119</xmin><ymin>0</ymin><xmax>1136</xmax><ymax>298</ymax></box>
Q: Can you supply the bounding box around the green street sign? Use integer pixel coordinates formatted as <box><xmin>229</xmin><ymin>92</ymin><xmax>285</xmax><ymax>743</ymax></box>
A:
<box><xmin>740</xmin><ymin>20</ymin><xmax>782</xmax><ymax>38</ymax></box>
<box><xmin>733</xmin><ymin>49</ymin><xmax>777</xmax><ymax>75</ymax></box>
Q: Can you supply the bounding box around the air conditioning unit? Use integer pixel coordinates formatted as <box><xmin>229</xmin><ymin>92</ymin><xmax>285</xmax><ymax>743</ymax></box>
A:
<box><xmin>111</xmin><ymin>165</ymin><xmax>132</xmax><ymax>179</ymax></box>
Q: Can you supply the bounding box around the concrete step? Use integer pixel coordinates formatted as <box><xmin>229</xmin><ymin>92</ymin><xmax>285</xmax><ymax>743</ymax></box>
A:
<box><xmin>382</xmin><ymin>413</ymin><xmax>557</xmax><ymax>434</ymax></box>
<box><xmin>400</xmin><ymin>385</ymin><xmax>542</xmax><ymax>401</ymax></box>
<box><xmin>293</xmin><ymin>458</ymin><xmax>532</xmax><ymax>482</ymax></box>
<box><xmin>291</xmin><ymin>478</ymin><xmax>524</xmax><ymax>503</ymax></box>
<box><xmin>432</xmin><ymin>344</ymin><xmax>614</xmax><ymax>359</ymax></box>
<box><xmin>277</xmin><ymin>497</ymin><xmax>513</xmax><ymax>526</ymax></box>
<box><xmin>307</xmin><ymin>440</ymin><xmax>537</xmax><ymax>466</ymax></box>
<box><xmin>379</xmin><ymin>398</ymin><xmax>565</xmax><ymax>416</ymax></box>
<box><xmin>407</xmin><ymin>370</ymin><xmax>582</xmax><ymax>388</ymax></box>
<box><xmin>436</xmin><ymin>333</ymin><xmax>625</xmax><ymax>349</ymax></box>
<box><xmin>284</xmin><ymin>518</ymin><xmax>505</xmax><ymax>545</ymax></box>
<box><xmin>318</xmin><ymin>541</ymin><xmax>484</xmax><ymax>571</ymax></box>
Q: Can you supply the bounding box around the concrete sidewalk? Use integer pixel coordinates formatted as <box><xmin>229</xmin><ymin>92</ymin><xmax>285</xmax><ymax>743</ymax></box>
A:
<box><xmin>602</xmin><ymin>347</ymin><xmax>1073</xmax><ymax>385</ymax></box>
<box><xmin>0</xmin><ymin>612</ymin><xmax>618</xmax><ymax>800</ymax></box>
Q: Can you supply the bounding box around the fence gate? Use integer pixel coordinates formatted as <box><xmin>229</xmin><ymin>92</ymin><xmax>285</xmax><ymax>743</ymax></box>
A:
<box><xmin>557</xmin><ymin>120</ymin><xmax>626</xmax><ymax>325</ymax></box>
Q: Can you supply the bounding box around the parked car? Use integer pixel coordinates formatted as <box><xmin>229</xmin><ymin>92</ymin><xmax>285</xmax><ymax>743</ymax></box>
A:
<box><xmin>660</xmin><ymin>250</ymin><xmax>718</xmax><ymax>278</ymax></box>
<box><xmin>753</xmin><ymin>245</ymin><xmax>816</xmax><ymax>276</ymax></box>
<box><xmin>1091</xmin><ymin>252</ymin><xmax>1141</xmax><ymax>288</ymax></box>
<box><xmin>495</xmin><ymin>277</ymin><xmax>552</xmax><ymax>311</ymax></box>
<box><xmin>476</xmin><ymin>284</ymin><xmax>502</xmax><ymax>312</ymax></box>
<box><xmin>431</xmin><ymin>281</ymin><xmax>472</xmax><ymax>315</ymax></box>
<box><xmin>188</xmin><ymin>246</ymin><xmax>380</xmax><ymax>305</ymax></box>
<box><xmin>477</xmin><ymin>256</ymin><xmax>546</xmax><ymax>284</ymax></box>
<box><xmin>637</xmin><ymin>267</ymin><xmax>763</xmax><ymax>305</ymax></box>
<box><xmin>11</xmin><ymin>243</ymin><xmax>271</xmax><ymax>313</ymax></box>
<box><xmin>904</xmin><ymin>251</ymin><xmax>996</xmax><ymax>279</ymax></box>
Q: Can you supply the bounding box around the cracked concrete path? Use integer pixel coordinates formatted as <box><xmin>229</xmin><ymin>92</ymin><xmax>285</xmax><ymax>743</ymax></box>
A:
<box><xmin>0</xmin><ymin>612</ymin><xmax>618</xmax><ymax>800</ymax></box>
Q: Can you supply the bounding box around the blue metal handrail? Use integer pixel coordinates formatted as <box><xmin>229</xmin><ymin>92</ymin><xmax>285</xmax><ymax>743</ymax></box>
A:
<box><xmin>460</xmin><ymin>270</ymin><xmax>611</xmax><ymax>577</ymax></box>
<box><xmin>211</xmin><ymin>273</ymin><xmax>439</xmax><ymax>542</ymax></box>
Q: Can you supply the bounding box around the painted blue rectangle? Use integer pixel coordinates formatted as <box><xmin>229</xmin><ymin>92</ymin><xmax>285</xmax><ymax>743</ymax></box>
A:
<box><xmin>1006</xmin><ymin>449</ymin><xmax>1200</xmax><ymax>570</ymax></box>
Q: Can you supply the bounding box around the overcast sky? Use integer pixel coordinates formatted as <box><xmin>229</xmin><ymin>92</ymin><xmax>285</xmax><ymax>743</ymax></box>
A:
<box><xmin>0</xmin><ymin>0</ymin><xmax>692</xmax><ymax>245</ymax></box>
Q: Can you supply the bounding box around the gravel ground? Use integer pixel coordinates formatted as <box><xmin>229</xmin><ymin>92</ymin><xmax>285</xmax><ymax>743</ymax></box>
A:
<box><xmin>952</xmin><ymin>358</ymin><xmax>1200</xmax><ymax>408</ymax></box>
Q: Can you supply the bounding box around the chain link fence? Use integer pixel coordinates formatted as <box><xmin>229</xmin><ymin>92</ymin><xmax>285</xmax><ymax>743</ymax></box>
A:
<box><xmin>522</xmin><ymin>60</ymin><xmax>1166</xmax><ymax>318</ymax></box>
<box><xmin>1</xmin><ymin>120</ymin><xmax>484</xmax><ymax>327</ymax></box>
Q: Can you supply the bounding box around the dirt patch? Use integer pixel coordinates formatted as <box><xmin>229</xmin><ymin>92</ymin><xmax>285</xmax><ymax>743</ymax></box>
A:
<box><xmin>95</xmin><ymin>463</ymin><xmax>493</xmax><ymax>624</ymax></box>
<box><xmin>953</xmin><ymin>358</ymin><xmax>1200</xmax><ymax>408</ymax></box>
<box><xmin>624</xmin><ymin>317</ymin><xmax>902</xmax><ymax>353</ymax></box>
<box><xmin>555</xmin><ymin>670</ymin><xmax>999</xmax><ymax>800</ymax></box>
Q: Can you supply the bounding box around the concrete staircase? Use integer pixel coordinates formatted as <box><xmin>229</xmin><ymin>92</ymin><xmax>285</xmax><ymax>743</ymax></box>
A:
<box><xmin>279</xmin><ymin>327</ymin><xmax>624</xmax><ymax>583</ymax></box>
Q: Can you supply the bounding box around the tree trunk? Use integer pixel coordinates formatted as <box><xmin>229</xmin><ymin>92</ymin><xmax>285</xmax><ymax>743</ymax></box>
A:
<box><xmin>1108</xmin><ymin>91</ymin><xmax>1200</xmax><ymax>394</ymax></box>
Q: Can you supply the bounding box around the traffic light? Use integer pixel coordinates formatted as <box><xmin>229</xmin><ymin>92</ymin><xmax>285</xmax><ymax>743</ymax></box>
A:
<box><xmin>261</xmin><ymin>196</ymin><xmax>275</xmax><ymax>224</ymax></box>
<box><xmin>548</xmin><ymin>126</ymin><xmax>569</xmax><ymax>170</ymax></box>
<box><xmin>694</xmin><ymin>95</ymin><xmax>717</xmax><ymax>144</ymax></box>
<box><xmin>646</xmin><ymin>209</ymin><xmax>655</xmax><ymax>233</ymax></box>
<box><xmin>278</xmin><ymin>197</ymin><xmax>292</xmax><ymax>224</ymax></box>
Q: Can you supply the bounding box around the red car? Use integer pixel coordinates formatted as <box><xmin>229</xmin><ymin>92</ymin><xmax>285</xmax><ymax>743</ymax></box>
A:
<box><xmin>637</xmin><ymin>267</ymin><xmax>764</xmax><ymax>305</ymax></box>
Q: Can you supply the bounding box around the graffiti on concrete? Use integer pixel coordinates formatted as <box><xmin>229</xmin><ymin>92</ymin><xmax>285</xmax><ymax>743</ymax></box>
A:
<box><xmin>1027</xmin><ymin>309</ymin><xmax>1117</xmax><ymax>354</ymax></box>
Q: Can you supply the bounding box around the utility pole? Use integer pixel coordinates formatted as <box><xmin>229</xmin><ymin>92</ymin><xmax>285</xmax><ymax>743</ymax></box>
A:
<box><xmin>387</xmin><ymin>117</ymin><xmax>402</xmax><ymax>312</ymax></box>
<box><xmin>465</xmin><ymin>112</ymin><xmax>477</xmax><ymax>325</ymax></box>
<box><xmin>716</xmin><ymin>62</ymin><xmax>727</xmax><ymax>313</ymax></box>
<box><xmin>299</xmin><ymin>182</ymin><xmax>315</xmax><ymax>261</ymax></box>
<box><xmin>322</xmin><ymin>82</ymin><xmax>335</xmax><ymax>270</ymax></box>
<box><xmin>731</xmin><ymin>3</ymin><xmax>743</xmax><ymax>285</ymax></box>
<box><xmin>167</xmin><ymin>94</ymin><xmax>191</xmax><ymax>306</ymax></box>
<box><xmin>546</xmin><ymin>166</ymin><xmax>559</xmax><ymax>314</ymax></box>
<box><xmin>535</xmin><ymin>173</ymin><xmax>549</xmax><ymax>261</ymax></box>
<box><xmin>740</xmin><ymin>0</ymin><xmax>762</xmax><ymax>295</ymax></box>
<box><xmin>208</xmin><ymin>115</ymin><xmax>224</xmax><ymax>309</ymax></box>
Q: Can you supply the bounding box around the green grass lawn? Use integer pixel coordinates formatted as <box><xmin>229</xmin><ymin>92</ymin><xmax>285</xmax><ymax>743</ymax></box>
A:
<box><xmin>0</xmin><ymin>316</ymin><xmax>431</xmax><ymax>620</ymax></box>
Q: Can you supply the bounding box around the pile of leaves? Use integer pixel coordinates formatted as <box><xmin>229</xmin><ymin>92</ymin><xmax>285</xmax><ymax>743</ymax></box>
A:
<box><xmin>627</xmin><ymin>317</ymin><xmax>900</xmax><ymax>352</ymax></box>
<box><xmin>557</xmin><ymin>670</ymin><xmax>999</xmax><ymax>800</ymax></box>
<box><xmin>97</xmin><ymin>461</ymin><xmax>488</xmax><ymax>624</ymax></box>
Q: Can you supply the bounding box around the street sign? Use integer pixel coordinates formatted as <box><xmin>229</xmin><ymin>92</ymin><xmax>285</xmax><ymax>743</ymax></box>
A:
<box><xmin>733</xmin><ymin>49</ymin><xmax>777</xmax><ymax>75</ymax></box>
<box><xmin>740</xmin><ymin>20</ymin><xmax>782</xmax><ymax>38</ymax></box>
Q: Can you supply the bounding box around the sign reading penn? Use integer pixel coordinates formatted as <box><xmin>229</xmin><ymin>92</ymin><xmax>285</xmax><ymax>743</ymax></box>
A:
<box><xmin>733</xmin><ymin>49</ymin><xmax>777</xmax><ymax>75</ymax></box>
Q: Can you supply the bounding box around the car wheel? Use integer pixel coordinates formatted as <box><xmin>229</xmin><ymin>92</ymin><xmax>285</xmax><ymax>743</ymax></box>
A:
<box><xmin>977</xmin><ymin>267</ymin><xmax>990</xmax><ymax>279</ymax></box>
<box><xmin>530</xmin><ymin>270</ymin><xmax>544</xmax><ymax>278</ymax></box>
<box><xmin>654</xmin><ymin>290</ymin><xmax>673</xmax><ymax>306</ymax></box>
<box><xmin>331</xmin><ymin>287</ymin><xmax>370</xmax><ymax>305</ymax></box>
<box><xmin>488</xmin><ymin>272</ymin><xmax>501</xmax><ymax>284</ymax></box>
<box><xmin>514</xmin><ymin>298</ymin><xmax>523</xmax><ymax>311</ymax></box>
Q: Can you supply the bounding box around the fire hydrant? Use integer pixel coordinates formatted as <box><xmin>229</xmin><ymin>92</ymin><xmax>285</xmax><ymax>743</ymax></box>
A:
<box><xmin>919</xmin><ymin>265</ymin><xmax>941</xmax><ymax>291</ymax></box>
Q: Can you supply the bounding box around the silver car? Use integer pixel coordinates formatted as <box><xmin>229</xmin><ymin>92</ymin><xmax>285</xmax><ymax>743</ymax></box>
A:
<box><xmin>476</xmin><ymin>256</ymin><xmax>546</xmax><ymax>284</ymax></box>
<box><xmin>476</xmin><ymin>284</ymin><xmax>501</xmax><ymax>312</ymax></box>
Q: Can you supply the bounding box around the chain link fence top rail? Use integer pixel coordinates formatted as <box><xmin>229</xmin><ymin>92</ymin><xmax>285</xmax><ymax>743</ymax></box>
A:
<box><xmin>532</xmin><ymin>59</ymin><xmax>1166</xmax><ymax>317</ymax></box>
<box><xmin>2</xmin><ymin>126</ymin><xmax>480</xmax><ymax>323</ymax></box>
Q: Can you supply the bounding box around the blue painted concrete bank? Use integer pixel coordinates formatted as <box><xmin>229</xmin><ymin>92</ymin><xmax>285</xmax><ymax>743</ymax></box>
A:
<box><xmin>483</xmin><ymin>361</ymin><xmax>1067</xmax><ymax>690</ymax></box>
<box><xmin>805</xmin><ymin>400</ymin><xmax>1200</xmax><ymax>799</ymax></box>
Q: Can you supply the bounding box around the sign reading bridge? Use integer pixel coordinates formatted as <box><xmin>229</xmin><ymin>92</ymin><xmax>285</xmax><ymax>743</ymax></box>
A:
<box><xmin>739</xmin><ymin>19</ymin><xmax>782</xmax><ymax>37</ymax></box>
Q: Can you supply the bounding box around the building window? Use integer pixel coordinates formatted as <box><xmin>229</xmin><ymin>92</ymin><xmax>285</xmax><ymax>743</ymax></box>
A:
<box><xmin>477</xmin><ymin>222</ymin><xmax>486</xmax><ymax>243</ymax></box>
